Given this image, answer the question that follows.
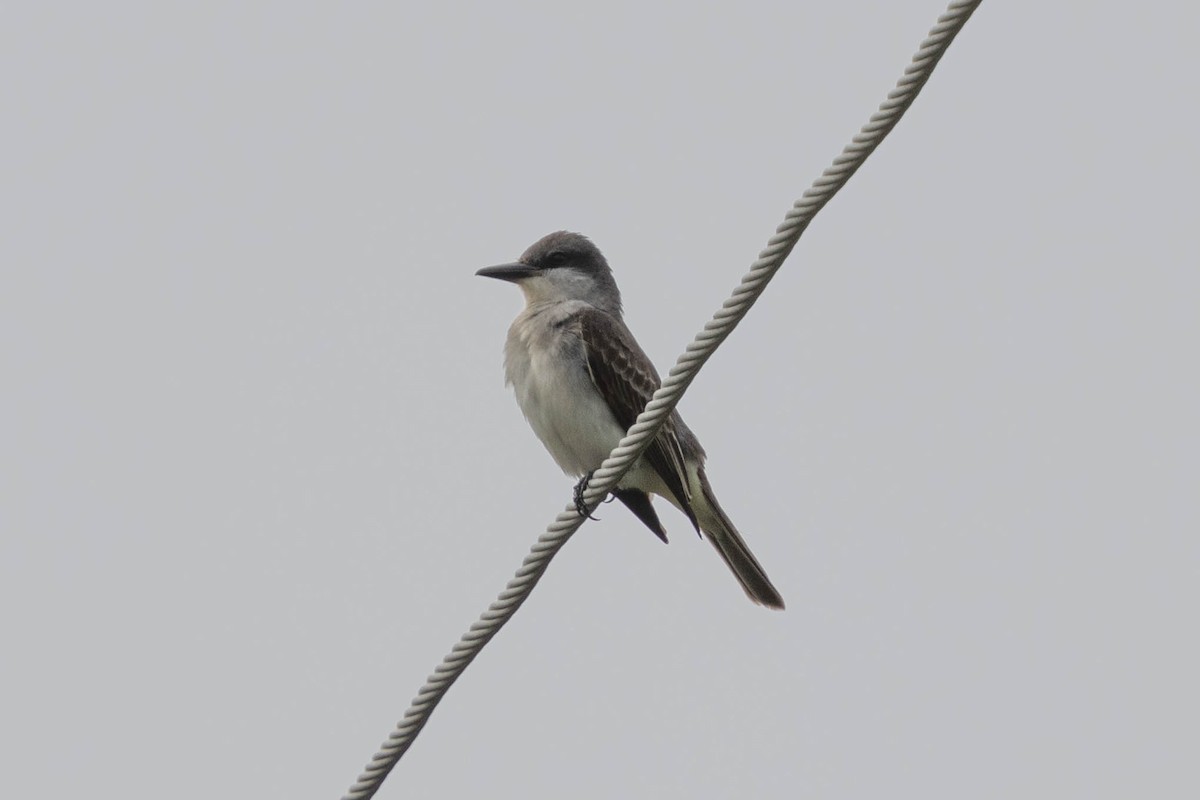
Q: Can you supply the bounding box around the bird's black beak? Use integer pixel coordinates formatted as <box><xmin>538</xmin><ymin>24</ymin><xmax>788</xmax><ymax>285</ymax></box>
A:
<box><xmin>476</xmin><ymin>262</ymin><xmax>537</xmax><ymax>282</ymax></box>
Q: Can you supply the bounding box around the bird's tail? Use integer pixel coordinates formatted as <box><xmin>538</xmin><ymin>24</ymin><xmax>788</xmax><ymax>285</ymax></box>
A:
<box><xmin>693</xmin><ymin>469</ymin><xmax>785</xmax><ymax>610</ymax></box>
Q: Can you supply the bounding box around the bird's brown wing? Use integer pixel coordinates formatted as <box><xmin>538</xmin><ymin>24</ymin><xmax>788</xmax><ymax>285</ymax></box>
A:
<box><xmin>572</xmin><ymin>308</ymin><xmax>699</xmax><ymax>533</ymax></box>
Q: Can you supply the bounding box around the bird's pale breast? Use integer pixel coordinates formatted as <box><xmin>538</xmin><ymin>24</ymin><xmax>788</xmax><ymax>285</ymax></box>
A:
<box><xmin>503</xmin><ymin>302</ymin><xmax>626</xmax><ymax>477</ymax></box>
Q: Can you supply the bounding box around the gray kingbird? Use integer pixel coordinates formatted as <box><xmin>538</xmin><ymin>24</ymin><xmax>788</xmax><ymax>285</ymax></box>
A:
<box><xmin>476</xmin><ymin>231</ymin><xmax>784</xmax><ymax>609</ymax></box>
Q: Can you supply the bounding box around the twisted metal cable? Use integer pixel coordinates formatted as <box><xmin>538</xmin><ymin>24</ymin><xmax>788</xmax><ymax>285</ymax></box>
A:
<box><xmin>342</xmin><ymin>2</ymin><xmax>981</xmax><ymax>797</ymax></box>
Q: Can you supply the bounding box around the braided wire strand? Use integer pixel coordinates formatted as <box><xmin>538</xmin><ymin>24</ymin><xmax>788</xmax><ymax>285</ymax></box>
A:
<box><xmin>342</xmin><ymin>2</ymin><xmax>981</xmax><ymax>797</ymax></box>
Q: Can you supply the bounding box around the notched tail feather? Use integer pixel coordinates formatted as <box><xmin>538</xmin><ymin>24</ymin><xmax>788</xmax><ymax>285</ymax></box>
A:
<box><xmin>613</xmin><ymin>488</ymin><xmax>669</xmax><ymax>543</ymax></box>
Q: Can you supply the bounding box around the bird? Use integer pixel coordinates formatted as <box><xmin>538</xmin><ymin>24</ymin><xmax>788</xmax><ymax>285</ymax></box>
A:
<box><xmin>475</xmin><ymin>231</ymin><xmax>784</xmax><ymax>609</ymax></box>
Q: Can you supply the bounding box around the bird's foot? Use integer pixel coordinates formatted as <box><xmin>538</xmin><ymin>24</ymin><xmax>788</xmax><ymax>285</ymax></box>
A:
<box><xmin>573</xmin><ymin>471</ymin><xmax>602</xmax><ymax>520</ymax></box>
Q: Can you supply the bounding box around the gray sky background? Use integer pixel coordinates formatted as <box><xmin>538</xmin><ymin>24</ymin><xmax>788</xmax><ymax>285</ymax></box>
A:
<box><xmin>3</xmin><ymin>2</ymin><xmax>1197</xmax><ymax>798</ymax></box>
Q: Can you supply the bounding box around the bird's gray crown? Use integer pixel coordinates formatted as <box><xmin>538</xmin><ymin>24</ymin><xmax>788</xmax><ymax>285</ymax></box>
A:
<box><xmin>520</xmin><ymin>231</ymin><xmax>623</xmax><ymax>316</ymax></box>
<box><xmin>520</xmin><ymin>231</ymin><xmax>604</xmax><ymax>270</ymax></box>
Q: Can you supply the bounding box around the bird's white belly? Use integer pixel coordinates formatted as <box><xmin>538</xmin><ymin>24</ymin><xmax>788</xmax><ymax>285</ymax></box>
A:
<box><xmin>504</xmin><ymin>312</ymin><xmax>625</xmax><ymax>477</ymax></box>
<box><xmin>510</xmin><ymin>345</ymin><xmax>622</xmax><ymax>476</ymax></box>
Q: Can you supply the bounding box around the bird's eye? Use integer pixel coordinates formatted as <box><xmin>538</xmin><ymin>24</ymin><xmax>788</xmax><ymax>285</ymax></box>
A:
<box><xmin>543</xmin><ymin>251</ymin><xmax>568</xmax><ymax>268</ymax></box>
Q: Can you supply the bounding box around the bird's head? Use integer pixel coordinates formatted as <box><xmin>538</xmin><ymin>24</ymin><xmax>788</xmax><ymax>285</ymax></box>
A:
<box><xmin>477</xmin><ymin>231</ymin><xmax>622</xmax><ymax>316</ymax></box>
